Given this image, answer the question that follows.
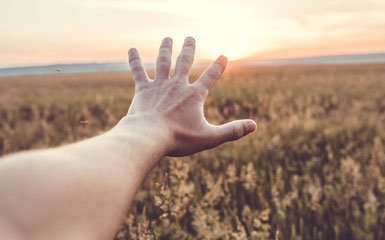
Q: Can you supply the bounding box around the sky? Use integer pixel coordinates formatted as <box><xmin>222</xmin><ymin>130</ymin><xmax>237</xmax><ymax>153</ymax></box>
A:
<box><xmin>1</xmin><ymin>0</ymin><xmax>385</xmax><ymax>67</ymax></box>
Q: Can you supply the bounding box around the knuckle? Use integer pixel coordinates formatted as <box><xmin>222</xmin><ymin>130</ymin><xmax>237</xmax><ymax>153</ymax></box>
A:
<box><xmin>131</xmin><ymin>65</ymin><xmax>143</xmax><ymax>73</ymax></box>
<box><xmin>130</xmin><ymin>59</ymin><xmax>141</xmax><ymax>67</ymax></box>
<box><xmin>163</xmin><ymin>83</ymin><xmax>178</xmax><ymax>97</ymax></box>
<box><xmin>232</xmin><ymin>124</ymin><xmax>245</xmax><ymax>140</ymax></box>
<box><xmin>184</xmin><ymin>41</ymin><xmax>195</xmax><ymax>47</ymax></box>
<box><xmin>184</xmin><ymin>88</ymin><xmax>195</xmax><ymax>99</ymax></box>
<box><xmin>195</xmin><ymin>85</ymin><xmax>209</xmax><ymax>98</ymax></box>
<box><xmin>128</xmin><ymin>53</ymin><xmax>139</xmax><ymax>63</ymax></box>
<box><xmin>179</xmin><ymin>53</ymin><xmax>193</xmax><ymax>64</ymax></box>
<box><xmin>207</xmin><ymin>69</ymin><xmax>221</xmax><ymax>79</ymax></box>
<box><xmin>160</xmin><ymin>43</ymin><xmax>172</xmax><ymax>49</ymax></box>
<box><xmin>159</xmin><ymin>47</ymin><xmax>171</xmax><ymax>55</ymax></box>
<box><xmin>135</xmin><ymin>82</ymin><xmax>149</xmax><ymax>91</ymax></box>
<box><xmin>157</xmin><ymin>54</ymin><xmax>170</xmax><ymax>63</ymax></box>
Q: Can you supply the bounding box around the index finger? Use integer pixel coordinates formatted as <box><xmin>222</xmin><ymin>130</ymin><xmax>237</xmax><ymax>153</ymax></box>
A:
<box><xmin>195</xmin><ymin>55</ymin><xmax>227</xmax><ymax>91</ymax></box>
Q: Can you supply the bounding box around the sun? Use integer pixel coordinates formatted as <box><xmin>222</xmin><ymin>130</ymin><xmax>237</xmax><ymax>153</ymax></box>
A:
<box><xmin>164</xmin><ymin>0</ymin><xmax>258</xmax><ymax>62</ymax></box>
<box><xmin>194</xmin><ymin>16</ymin><xmax>256</xmax><ymax>61</ymax></box>
<box><xmin>200</xmin><ymin>37</ymin><xmax>252</xmax><ymax>61</ymax></box>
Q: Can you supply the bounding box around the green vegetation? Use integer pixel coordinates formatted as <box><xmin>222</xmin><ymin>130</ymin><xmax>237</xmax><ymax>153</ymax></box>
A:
<box><xmin>1</xmin><ymin>64</ymin><xmax>385</xmax><ymax>239</ymax></box>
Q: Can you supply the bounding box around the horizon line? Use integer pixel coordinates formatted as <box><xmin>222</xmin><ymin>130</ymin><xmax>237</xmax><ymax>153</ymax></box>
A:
<box><xmin>1</xmin><ymin>51</ymin><xmax>385</xmax><ymax>70</ymax></box>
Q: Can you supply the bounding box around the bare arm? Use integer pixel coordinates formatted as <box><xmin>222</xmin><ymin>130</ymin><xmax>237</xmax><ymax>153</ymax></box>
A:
<box><xmin>0</xmin><ymin>37</ymin><xmax>256</xmax><ymax>240</ymax></box>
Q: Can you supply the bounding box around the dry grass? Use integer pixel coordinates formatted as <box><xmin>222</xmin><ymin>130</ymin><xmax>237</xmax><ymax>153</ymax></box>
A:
<box><xmin>1</xmin><ymin>64</ymin><xmax>385</xmax><ymax>239</ymax></box>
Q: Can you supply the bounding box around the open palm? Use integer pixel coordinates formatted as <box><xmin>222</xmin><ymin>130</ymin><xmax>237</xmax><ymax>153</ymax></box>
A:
<box><xmin>125</xmin><ymin>37</ymin><xmax>257</xmax><ymax>156</ymax></box>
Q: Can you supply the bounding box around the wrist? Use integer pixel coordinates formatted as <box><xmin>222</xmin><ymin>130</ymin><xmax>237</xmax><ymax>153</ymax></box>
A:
<box><xmin>106</xmin><ymin>115</ymin><xmax>173</xmax><ymax>171</ymax></box>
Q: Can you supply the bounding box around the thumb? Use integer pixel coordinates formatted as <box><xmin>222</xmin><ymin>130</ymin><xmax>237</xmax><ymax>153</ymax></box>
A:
<box><xmin>212</xmin><ymin>119</ymin><xmax>257</xmax><ymax>144</ymax></box>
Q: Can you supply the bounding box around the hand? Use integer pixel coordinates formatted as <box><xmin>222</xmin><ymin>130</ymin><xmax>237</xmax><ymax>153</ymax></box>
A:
<box><xmin>118</xmin><ymin>37</ymin><xmax>256</xmax><ymax>157</ymax></box>
<box><xmin>0</xmin><ymin>39</ymin><xmax>258</xmax><ymax>239</ymax></box>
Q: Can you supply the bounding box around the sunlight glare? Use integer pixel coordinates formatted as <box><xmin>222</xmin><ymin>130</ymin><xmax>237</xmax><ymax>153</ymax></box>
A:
<box><xmin>170</xmin><ymin>0</ymin><xmax>257</xmax><ymax>61</ymax></box>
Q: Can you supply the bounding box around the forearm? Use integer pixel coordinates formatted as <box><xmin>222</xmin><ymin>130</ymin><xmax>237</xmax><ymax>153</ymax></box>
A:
<box><xmin>0</xmin><ymin>36</ymin><xmax>256</xmax><ymax>240</ymax></box>
<box><xmin>0</xmin><ymin>116</ymin><xmax>168</xmax><ymax>240</ymax></box>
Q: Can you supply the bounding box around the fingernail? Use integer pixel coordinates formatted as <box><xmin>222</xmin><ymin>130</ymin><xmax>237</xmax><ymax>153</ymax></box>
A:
<box><xmin>184</xmin><ymin>36</ymin><xmax>195</xmax><ymax>43</ymax></box>
<box><xmin>163</xmin><ymin>37</ymin><xmax>173</xmax><ymax>43</ymax></box>
<box><xmin>246</xmin><ymin>121</ymin><xmax>257</xmax><ymax>133</ymax></box>
<box><xmin>217</xmin><ymin>55</ymin><xmax>228</xmax><ymax>63</ymax></box>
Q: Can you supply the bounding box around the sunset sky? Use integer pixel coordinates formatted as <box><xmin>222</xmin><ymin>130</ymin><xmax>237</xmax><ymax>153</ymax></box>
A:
<box><xmin>1</xmin><ymin>0</ymin><xmax>385</xmax><ymax>67</ymax></box>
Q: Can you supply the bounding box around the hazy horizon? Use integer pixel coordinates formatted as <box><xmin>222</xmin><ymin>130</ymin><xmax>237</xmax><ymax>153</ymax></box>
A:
<box><xmin>1</xmin><ymin>51</ymin><xmax>385</xmax><ymax>69</ymax></box>
<box><xmin>1</xmin><ymin>0</ymin><xmax>385</xmax><ymax>68</ymax></box>
<box><xmin>1</xmin><ymin>52</ymin><xmax>385</xmax><ymax>77</ymax></box>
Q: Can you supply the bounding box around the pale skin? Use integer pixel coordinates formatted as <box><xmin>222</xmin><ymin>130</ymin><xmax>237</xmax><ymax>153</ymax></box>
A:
<box><xmin>0</xmin><ymin>37</ymin><xmax>257</xmax><ymax>240</ymax></box>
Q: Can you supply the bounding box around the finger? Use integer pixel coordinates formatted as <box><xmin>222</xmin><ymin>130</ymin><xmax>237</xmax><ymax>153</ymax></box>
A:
<box><xmin>211</xmin><ymin>120</ymin><xmax>257</xmax><ymax>144</ymax></box>
<box><xmin>174</xmin><ymin>36</ymin><xmax>196</xmax><ymax>77</ymax></box>
<box><xmin>156</xmin><ymin>37</ymin><xmax>173</xmax><ymax>80</ymax></box>
<box><xmin>128</xmin><ymin>48</ymin><xmax>147</xmax><ymax>83</ymax></box>
<box><xmin>195</xmin><ymin>55</ymin><xmax>227</xmax><ymax>90</ymax></box>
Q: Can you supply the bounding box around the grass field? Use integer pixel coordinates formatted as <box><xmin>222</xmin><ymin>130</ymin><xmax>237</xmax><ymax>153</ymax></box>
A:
<box><xmin>1</xmin><ymin>64</ymin><xmax>385</xmax><ymax>239</ymax></box>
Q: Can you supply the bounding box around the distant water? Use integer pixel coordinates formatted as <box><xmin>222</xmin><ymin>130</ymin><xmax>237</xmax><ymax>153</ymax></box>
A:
<box><xmin>1</xmin><ymin>53</ymin><xmax>384</xmax><ymax>77</ymax></box>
